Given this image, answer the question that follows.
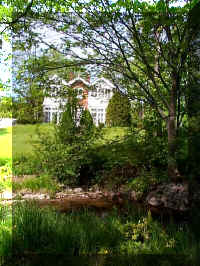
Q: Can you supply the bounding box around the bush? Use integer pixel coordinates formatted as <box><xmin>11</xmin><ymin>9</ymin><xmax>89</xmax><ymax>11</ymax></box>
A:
<box><xmin>34</xmin><ymin>96</ymin><xmax>102</xmax><ymax>185</ymax></box>
<box><xmin>13</xmin><ymin>174</ymin><xmax>59</xmax><ymax>194</ymax></box>
<box><xmin>13</xmin><ymin>154</ymin><xmax>41</xmax><ymax>176</ymax></box>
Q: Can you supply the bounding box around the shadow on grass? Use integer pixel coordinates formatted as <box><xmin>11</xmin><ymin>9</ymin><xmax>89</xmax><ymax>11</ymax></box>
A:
<box><xmin>0</xmin><ymin>128</ymin><xmax>8</xmax><ymax>137</ymax></box>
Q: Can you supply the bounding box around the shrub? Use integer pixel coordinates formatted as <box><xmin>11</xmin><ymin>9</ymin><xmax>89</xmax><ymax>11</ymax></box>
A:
<box><xmin>13</xmin><ymin>154</ymin><xmax>41</xmax><ymax>176</ymax></box>
<box><xmin>34</xmin><ymin>93</ymin><xmax>102</xmax><ymax>185</ymax></box>
<box><xmin>13</xmin><ymin>174</ymin><xmax>59</xmax><ymax>194</ymax></box>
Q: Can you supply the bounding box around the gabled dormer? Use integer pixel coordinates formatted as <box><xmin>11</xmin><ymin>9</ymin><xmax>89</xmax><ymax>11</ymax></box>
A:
<box><xmin>63</xmin><ymin>75</ymin><xmax>90</xmax><ymax>109</ymax></box>
<box><xmin>89</xmin><ymin>77</ymin><xmax>114</xmax><ymax>99</ymax></box>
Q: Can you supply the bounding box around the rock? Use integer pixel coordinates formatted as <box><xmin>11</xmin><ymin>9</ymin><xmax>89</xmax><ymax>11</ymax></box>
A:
<box><xmin>73</xmin><ymin>188</ymin><xmax>83</xmax><ymax>193</ymax></box>
<box><xmin>147</xmin><ymin>196</ymin><xmax>163</xmax><ymax>207</ymax></box>
<box><xmin>22</xmin><ymin>193</ymin><xmax>50</xmax><ymax>200</ymax></box>
<box><xmin>146</xmin><ymin>182</ymin><xmax>189</xmax><ymax>212</ymax></box>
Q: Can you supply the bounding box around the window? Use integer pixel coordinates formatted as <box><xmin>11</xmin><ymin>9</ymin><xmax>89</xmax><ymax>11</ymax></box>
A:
<box><xmin>98</xmin><ymin>88</ymin><xmax>104</xmax><ymax>97</ymax></box>
<box><xmin>91</xmin><ymin>108</ymin><xmax>105</xmax><ymax>125</ymax></box>
<box><xmin>105</xmin><ymin>89</ymin><xmax>111</xmax><ymax>98</ymax></box>
<box><xmin>44</xmin><ymin>111</ymin><xmax>51</xmax><ymax>122</ymax></box>
<box><xmin>76</xmin><ymin>87</ymin><xmax>83</xmax><ymax>99</ymax></box>
<box><xmin>91</xmin><ymin>108</ymin><xmax>97</xmax><ymax>124</ymax></box>
<box><xmin>91</xmin><ymin>88</ymin><xmax>97</xmax><ymax>97</ymax></box>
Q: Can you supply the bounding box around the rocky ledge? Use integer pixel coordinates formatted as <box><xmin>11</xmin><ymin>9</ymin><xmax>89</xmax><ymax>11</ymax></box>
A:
<box><xmin>146</xmin><ymin>182</ymin><xmax>189</xmax><ymax>212</ymax></box>
<box><xmin>2</xmin><ymin>182</ymin><xmax>200</xmax><ymax>215</ymax></box>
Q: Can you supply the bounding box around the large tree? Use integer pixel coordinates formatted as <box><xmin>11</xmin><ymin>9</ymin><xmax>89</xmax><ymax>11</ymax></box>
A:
<box><xmin>10</xmin><ymin>0</ymin><xmax>199</xmax><ymax>180</ymax></box>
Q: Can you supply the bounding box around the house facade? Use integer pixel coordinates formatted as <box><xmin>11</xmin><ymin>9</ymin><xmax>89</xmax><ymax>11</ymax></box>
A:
<box><xmin>43</xmin><ymin>76</ymin><xmax>114</xmax><ymax>126</ymax></box>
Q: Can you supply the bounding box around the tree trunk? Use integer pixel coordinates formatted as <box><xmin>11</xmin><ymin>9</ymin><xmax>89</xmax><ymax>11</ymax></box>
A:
<box><xmin>167</xmin><ymin>73</ymin><xmax>180</xmax><ymax>180</ymax></box>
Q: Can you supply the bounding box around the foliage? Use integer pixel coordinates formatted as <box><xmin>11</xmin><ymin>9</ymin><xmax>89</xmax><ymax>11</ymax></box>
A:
<box><xmin>33</xmin><ymin>130</ymin><xmax>79</xmax><ymax>184</ymax></box>
<box><xmin>106</xmin><ymin>92</ymin><xmax>131</xmax><ymax>127</ymax></box>
<box><xmin>8</xmin><ymin>0</ymin><xmax>200</xmax><ymax>179</ymax></box>
<box><xmin>0</xmin><ymin>163</ymin><xmax>12</xmax><ymax>193</ymax></box>
<box><xmin>126</xmin><ymin>172</ymin><xmax>159</xmax><ymax>199</ymax></box>
<box><xmin>56</xmin><ymin>101</ymin><xmax>77</xmax><ymax>144</ymax></box>
<box><xmin>12</xmin><ymin>55</ymin><xmax>46</xmax><ymax>124</ymax></box>
<box><xmin>13</xmin><ymin>154</ymin><xmax>41</xmax><ymax>176</ymax></box>
<box><xmin>0</xmin><ymin>97</ymin><xmax>12</xmax><ymax>118</ymax></box>
<box><xmin>80</xmin><ymin>109</ymin><xmax>94</xmax><ymax>132</ymax></box>
<box><xmin>17</xmin><ymin>0</ymin><xmax>198</xmax><ymax>180</ymax></box>
<box><xmin>12</xmin><ymin>97</ymin><xmax>44</xmax><ymax>124</ymax></box>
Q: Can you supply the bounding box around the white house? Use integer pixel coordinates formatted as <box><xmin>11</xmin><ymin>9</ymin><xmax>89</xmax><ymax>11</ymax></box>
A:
<box><xmin>43</xmin><ymin>76</ymin><xmax>115</xmax><ymax>126</ymax></box>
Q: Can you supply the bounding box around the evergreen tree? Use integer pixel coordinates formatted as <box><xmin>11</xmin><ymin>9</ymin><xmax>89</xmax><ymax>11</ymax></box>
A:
<box><xmin>56</xmin><ymin>102</ymin><xmax>76</xmax><ymax>144</ymax></box>
<box><xmin>80</xmin><ymin>109</ymin><xmax>94</xmax><ymax>131</ymax></box>
<box><xmin>106</xmin><ymin>92</ymin><xmax>131</xmax><ymax>127</ymax></box>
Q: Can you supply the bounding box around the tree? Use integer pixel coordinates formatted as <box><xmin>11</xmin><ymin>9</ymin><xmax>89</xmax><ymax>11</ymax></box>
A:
<box><xmin>80</xmin><ymin>109</ymin><xmax>94</xmax><ymax>132</ymax></box>
<box><xmin>13</xmin><ymin>55</ymin><xmax>46</xmax><ymax>124</ymax></box>
<box><xmin>106</xmin><ymin>92</ymin><xmax>131</xmax><ymax>127</ymax></box>
<box><xmin>187</xmin><ymin>2</ymin><xmax>200</xmax><ymax>179</ymax></box>
<box><xmin>11</xmin><ymin>0</ymin><xmax>199</xmax><ymax>180</ymax></box>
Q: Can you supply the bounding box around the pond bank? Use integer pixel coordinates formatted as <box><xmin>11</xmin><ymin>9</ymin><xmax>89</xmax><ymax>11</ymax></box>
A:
<box><xmin>2</xmin><ymin>180</ymin><xmax>199</xmax><ymax>223</ymax></box>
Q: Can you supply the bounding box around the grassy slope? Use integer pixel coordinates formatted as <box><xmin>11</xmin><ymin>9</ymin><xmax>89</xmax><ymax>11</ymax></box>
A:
<box><xmin>12</xmin><ymin>124</ymin><xmax>54</xmax><ymax>157</ymax></box>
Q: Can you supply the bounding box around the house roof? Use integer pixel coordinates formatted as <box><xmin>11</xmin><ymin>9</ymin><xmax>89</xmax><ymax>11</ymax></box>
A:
<box><xmin>91</xmin><ymin>77</ymin><xmax>115</xmax><ymax>88</ymax></box>
<box><xmin>65</xmin><ymin>76</ymin><xmax>91</xmax><ymax>87</ymax></box>
<box><xmin>61</xmin><ymin>76</ymin><xmax>114</xmax><ymax>89</ymax></box>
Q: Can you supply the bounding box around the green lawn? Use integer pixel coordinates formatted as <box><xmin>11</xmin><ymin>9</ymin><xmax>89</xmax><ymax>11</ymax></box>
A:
<box><xmin>11</xmin><ymin>124</ymin><xmax>128</xmax><ymax>157</ymax></box>
<box><xmin>0</xmin><ymin>127</ymin><xmax>12</xmax><ymax>160</ymax></box>
<box><xmin>12</xmin><ymin>123</ymin><xmax>54</xmax><ymax>157</ymax></box>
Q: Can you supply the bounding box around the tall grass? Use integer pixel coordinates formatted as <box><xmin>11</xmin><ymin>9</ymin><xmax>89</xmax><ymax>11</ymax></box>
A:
<box><xmin>12</xmin><ymin>202</ymin><xmax>123</xmax><ymax>255</ymax></box>
<box><xmin>0</xmin><ymin>205</ymin><xmax>12</xmax><ymax>259</ymax></box>
<box><xmin>10</xmin><ymin>202</ymin><xmax>200</xmax><ymax>258</ymax></box>
<box><xmin>0</xmin><ymin>201</ymin><xmax>199</xmax><ymax>265</ymax></box>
